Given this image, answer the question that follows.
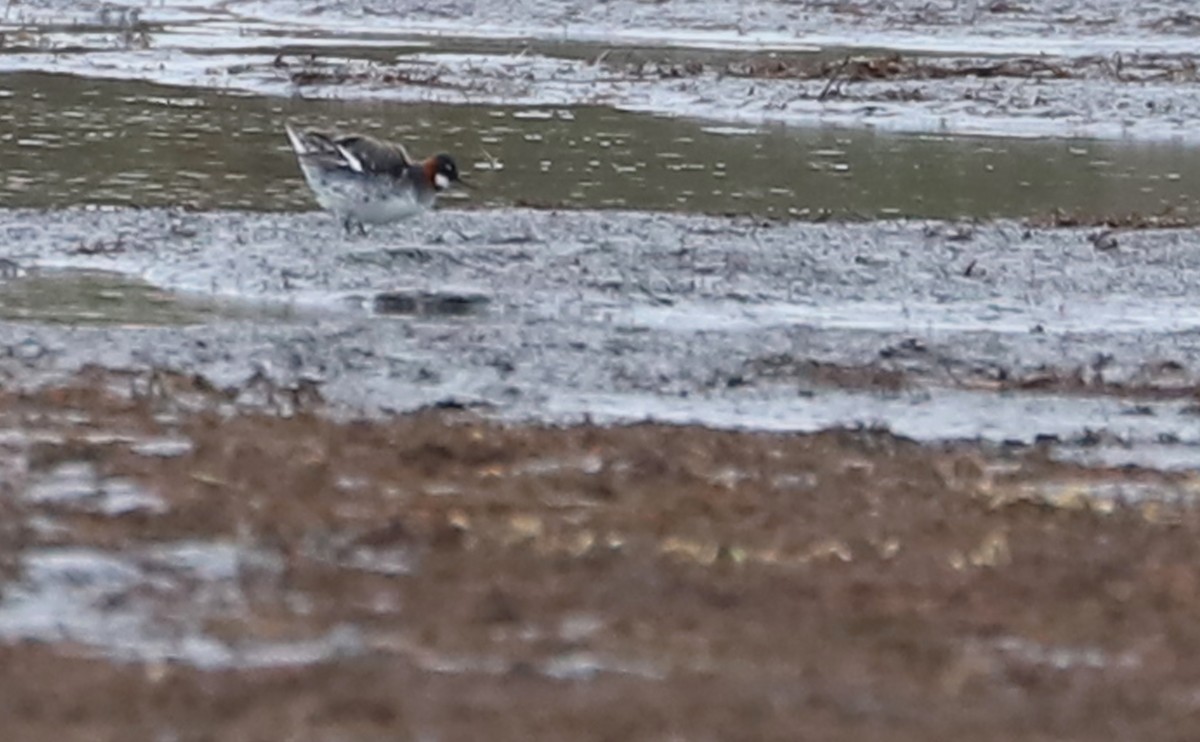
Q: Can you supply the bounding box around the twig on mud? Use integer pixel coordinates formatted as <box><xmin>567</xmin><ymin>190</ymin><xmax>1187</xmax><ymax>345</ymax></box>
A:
<box><xmin>1025</xmin><ymin>206</ymin><xmax>1197</xmax><ymax>230</ymax></box>
<box><xmin>71</xmin><ymin>237</ymin><xmax>126</xmax><ymax>255</ymax></box>
<box><xmin>945</xmin><ymin>57</ymin><xmax>1070</xmax><ymax>79</ymax></box>
<box><xmin>442</xmin><ymin>221</ymin><xmax>474</xmax><ymax>243</ymax></box>
<box><xmin>190</xmin><ymin>472</ymin><xmax>230</xmax><ymax>488</ymax></box>
<box><xmin>1151</xmin><ymin>11</ymin><xmax>1200</xmax><ymax>29</ymax></box>
<box><xmin>937</xmin><ymin>358</ymin><xmax>971</xmax><ymax>389</ymax></box>
<box><xmin>819</xmin><ymin>55</ymin><xmax>852</xmax><ymax>101</ymax></box>
<box><xmin>1106</xmin><ymin>52</ymin><xmax>1125</xmax><ymax>82</ymax></box>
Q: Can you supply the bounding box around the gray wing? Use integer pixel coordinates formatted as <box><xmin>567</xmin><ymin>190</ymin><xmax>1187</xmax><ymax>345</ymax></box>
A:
<box><xmin>332</xmin><ymin>135</ymin><xmax>414</xmax><ymax>177</ymax></box>
<box><xmin>285</xmin><ymin>123</ymin><xmax>413</xmax><ymax>177</ymax></box>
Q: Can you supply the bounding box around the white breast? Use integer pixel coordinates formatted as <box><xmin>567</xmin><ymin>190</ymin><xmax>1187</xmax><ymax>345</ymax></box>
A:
<box><xmin>351</xmin><ymin>192</ymin><xmax>425</xmax><ymax>224</ymax></box>
<box><xmin>300</xmin><ymin>165</ymin><xmax>431</xmax><ymax>224</ymax></box>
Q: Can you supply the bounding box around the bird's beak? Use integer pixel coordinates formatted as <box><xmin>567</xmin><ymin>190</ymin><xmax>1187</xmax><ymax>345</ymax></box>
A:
<box><xmin>455</xmin><ymin>175</ymin><xmax>474</xmax><ymax>190</ymax></box>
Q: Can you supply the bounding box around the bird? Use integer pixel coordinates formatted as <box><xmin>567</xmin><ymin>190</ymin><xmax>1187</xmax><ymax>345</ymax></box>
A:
<box><xmin>284</xmin><ymin>123</ymin><xmax>469</xmax><ymax>236</ymax></box>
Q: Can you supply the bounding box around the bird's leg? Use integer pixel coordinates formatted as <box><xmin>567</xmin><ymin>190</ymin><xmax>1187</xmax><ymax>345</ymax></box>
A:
<box><xmin>340</xmin><ymin>216</ymin><xmax>369</xmax><ymax>238</ymax></box>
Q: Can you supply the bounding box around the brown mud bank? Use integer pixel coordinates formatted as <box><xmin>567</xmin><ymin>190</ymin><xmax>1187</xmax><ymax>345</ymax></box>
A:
<box><xmin>3</xmin><ymin>371</ymin><xmax>1200</xmax><ymax>739</ymax></box>
<box><xmin>10</xmin><ymin>2</ymin><xmax>1200</xmax><ymax>142</ymax></box>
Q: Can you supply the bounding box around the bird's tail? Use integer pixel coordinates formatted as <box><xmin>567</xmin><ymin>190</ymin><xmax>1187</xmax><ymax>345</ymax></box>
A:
<box><xmin>284</xmin><ymin>122</ymin><xmax>313</xmax><ymax>155</ymax></box>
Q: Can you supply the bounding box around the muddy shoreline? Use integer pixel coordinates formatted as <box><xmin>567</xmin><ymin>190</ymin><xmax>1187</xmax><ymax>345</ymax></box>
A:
<box><xmin>8</xmin><ymin>1</ymin><xmax>1200</xmax><ymax>141</ymax></box>
<box><xmin>3</xmin><ymin>206</ymin><xmax>1200</xmax><ymax>467</ymax></box>
<box><xmin>3</xmin><ymin>375</ymin><xmax>1200</xmax><ymax>740</ymax></box>
<box><xmin>13</xmin><ymin>0</ymin><xmax>1200</xmax><ymax>55</ymax></box>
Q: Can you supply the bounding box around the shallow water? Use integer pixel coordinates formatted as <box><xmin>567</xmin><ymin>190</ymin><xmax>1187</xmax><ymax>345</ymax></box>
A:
<box><xmin>0</xmin><ymin>267</ymin><xmax>296</xmax><ymax>325</ymax></box>
<box><xmin>4</xmin><ymin>72</ymin><xmax>1200</xmax><ymax>219</ymax></box>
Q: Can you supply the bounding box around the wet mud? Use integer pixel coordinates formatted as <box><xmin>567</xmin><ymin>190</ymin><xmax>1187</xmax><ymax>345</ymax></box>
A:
<box><xmin>12</xmin><ymin>0</ymin><xmax>1200</xmax><ymax>56</ymax></box>
<box><xmin>3</xmin><ymin>205</ymin><xmax>1200</xmax><ymax>472</ymax></box>
<box><xmin>3</xmin><ymin>376</ymin><xmax>1200</xmax><ymax>740</ymax></box>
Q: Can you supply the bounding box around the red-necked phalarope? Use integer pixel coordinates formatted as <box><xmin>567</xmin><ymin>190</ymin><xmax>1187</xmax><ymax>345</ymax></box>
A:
<box><xmin>285</xmin><ymin>123</ymin><xmax>469</xmax><ymax>236</ymax></box>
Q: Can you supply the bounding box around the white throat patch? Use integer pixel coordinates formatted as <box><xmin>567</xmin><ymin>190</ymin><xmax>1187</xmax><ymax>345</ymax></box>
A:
<box><xmin>434</xmin><ymin>172</ymin><xmax>451</xmax><ymax>190</ymax></box>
